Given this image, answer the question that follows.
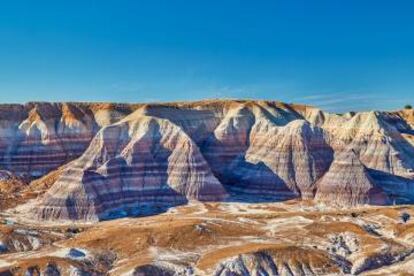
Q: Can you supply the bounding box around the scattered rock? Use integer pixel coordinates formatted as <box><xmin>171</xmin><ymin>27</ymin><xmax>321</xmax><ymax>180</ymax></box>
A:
<box><xmin>328</xmin><ymin>232</ymin><xmax>360</xmax><ymax>257</ymax></box>
<box><xmin>401</xmin><ymin>212</ymin><xmax>411</xmax><ymax>223</ymax></box>
<box><xmin>43</xmin><ymin>263</ymin><xmax>60</xmax><ymax>276</ymax></box>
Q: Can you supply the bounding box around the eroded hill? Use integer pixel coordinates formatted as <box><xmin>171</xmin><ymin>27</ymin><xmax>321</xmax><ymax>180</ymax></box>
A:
<box><xmin>0</xmin><ymin>100</ymin><xmax>413</xmax><ymax>275</ymax></box>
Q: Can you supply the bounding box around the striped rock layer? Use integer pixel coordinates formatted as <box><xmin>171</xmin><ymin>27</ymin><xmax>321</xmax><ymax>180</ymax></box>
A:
<box><xmin>30</xmin><ymin>113</ymin><xmax>226</xmax><ymax>221</ymax></box>
<box><xmin>0</xmin><ymin>100</ymin><xmax>413</xmax><ymax>220</ymax></box>
<box><xmin>315</xmin><ymin>149</ymin><xmax>389</xmax><ymax>206</ymax></box>
<box><xmin>0</xmin><ymin>102</ymin><xmax>135</xmax><ymax>178</ymax></box>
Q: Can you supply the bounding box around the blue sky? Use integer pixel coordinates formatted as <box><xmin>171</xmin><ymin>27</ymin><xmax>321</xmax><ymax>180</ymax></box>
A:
<box><xmin>0</xmin><ymin>1</ymin><xmax>413</xmax><ymax>112</ymax></box>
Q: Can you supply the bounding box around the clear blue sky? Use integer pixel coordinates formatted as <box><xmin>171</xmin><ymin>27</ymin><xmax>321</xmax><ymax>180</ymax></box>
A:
<box><xmin>0</xmin><ymin>1</ymin><xmax>413</xmax><ymax>112</ymax></box>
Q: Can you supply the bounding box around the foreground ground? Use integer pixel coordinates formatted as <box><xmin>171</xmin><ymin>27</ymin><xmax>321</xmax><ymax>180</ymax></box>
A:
<box><xmin>1</xmin><ymin>200</ymin><xmax>414</xmax><ymax>275</ymax></box>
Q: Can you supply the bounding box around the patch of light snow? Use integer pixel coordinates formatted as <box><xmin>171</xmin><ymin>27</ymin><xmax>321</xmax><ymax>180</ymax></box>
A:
<box><xmin>52</xmin><ymin>247</ymin><xmax>89</xmax><ymax>260</ymax></box>
<box><xmin>263</xmin><ymin>216</ymin><xmax>313</xmax><ymax>234</ymax></box>
<box><xmin>0</xmin><ymin>260</ymin><xmax>11</xmax><ymax>268</ymax></box>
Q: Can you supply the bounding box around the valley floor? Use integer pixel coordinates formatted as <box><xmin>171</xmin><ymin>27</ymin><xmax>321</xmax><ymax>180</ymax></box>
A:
<box><xmin>1</xmin><ymin>200</ymin><xmax>414</xmax><ymax>275</ymax></box>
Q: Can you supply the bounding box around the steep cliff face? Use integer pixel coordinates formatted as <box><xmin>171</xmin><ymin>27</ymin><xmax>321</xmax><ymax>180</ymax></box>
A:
<box><xmin>0</xmin><ymin>100</ymin><xmax>413</xmax><ymax>220</ymax></box>
<box><xmin>333</xmin><ymin>112</ymin><xmax>414</xmax><ymax>177</ymax></box>
<box><xmin>201</xmin><ymin>101</ymin><xmax>330</xmax><ymax>199</ymax></box>
<box><xmin>0</xmin><ymin>103</ymin><xmax>134</xmax><ymax>179</ymax></box>
<box><xmin>245</xmin><ymin>119</ymin><xmax>333</xmax><ymax>199</ymax></box>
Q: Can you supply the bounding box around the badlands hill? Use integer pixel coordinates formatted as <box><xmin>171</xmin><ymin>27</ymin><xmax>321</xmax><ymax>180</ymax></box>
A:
<box><xmin>0</xmin><ymin>100</ymin><xmax>413</xmax><ymax>221</ymax></box>
<box><xmin>1</xmin><ymin>99</ymin><xmax>414</xmax><ymax>275</ymax></box>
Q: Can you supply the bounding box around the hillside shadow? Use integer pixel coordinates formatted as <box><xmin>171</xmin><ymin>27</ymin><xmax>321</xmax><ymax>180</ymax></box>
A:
<box><xmin>368</xmin><ymin>168</ymin><xmax>414</xmax><ymax>205</ymax></box>
<box><xmin>221</xmin><ymin>156</ymin><xmax>298</xmax><ymax>203</ymax></box>
<box><xmin>378</xmin><ymin>115</ymin><xmax>414</xmax><ymax>170</ymax></box>
<box><xmin>143</xmin><ymin>105</ymin><xmax>220</xmax><ymax>145</ymax></box>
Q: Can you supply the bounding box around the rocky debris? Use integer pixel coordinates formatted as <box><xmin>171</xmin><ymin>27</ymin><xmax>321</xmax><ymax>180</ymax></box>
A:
<box><xmin>194</xmin><ymin>223</ymin><xmax>211</xmax><ymax>234</ymax></box>
<box><xmin>69</xmin><ymin>267</ymin><xmax>93</xmax><ymax>276</ymax></box>
<box><xmin>89</xmin><ymin>251</ymin><xmax>117</xmax><ymax>273</ymax></box>
<box><xmin>0</xmin><ymin>170</ymin><xmax>17</xmax><ymax>181</ymax></box>
<box><xmin>0</xmin><ymin>231</ymin><xmax>41</xmax><ymax>253</ymax></box>
<box><xmin>362</xmin><ymin>224</ymin><xmax>382</xmax><ymax>237</ymax></box>
<box><xmin>0</xmin><ymin>170</ymin><xmax>29</xmax><ymax>210</ymax></box>
<box><xmin>401</xmin><ymin>212</ymin><xmax>411</xmax><ymax>223</ymax></box>
<box><xmin>0</xmin><ymin>227</ymin><xmax>60</xmax><ymax>254</ymax></box>
<box><xmin>4</xmin><ymin>199</ymin><xmax>414</xmax><ymax>275</ymax></box>
<box><xmin>13</xmin><ymin>262</ymin><xmax>98</xmax><ymax>276</ymax></box>
<box><xmin>133</xmin><ymin>261</ymin><xmax>193</xmax><ymax>276</ymax></box>
<box><xmin>351</xmin><ymin>248</ymin><xmax>414</xmax><ymax>274</ymax></box>
<box><xmin>43</xmin><ymin>263</ymin><xmax>61</xmax><ymax>276</ymax></box>
<box><xmin>64</xmin><ymin>227</ymin><xmax>83</xmax><ymax>238</ymax></box>
<box><xmin>6</xmin><ymin>253</ymin><xmax>113</xmax><ymax>275</ymax></box>
<box><xmin>24</xmin><ymin>266</ymin><xmax>41</xmax><ymax>276</ymax></box>
<box><xmin>327</xmin><ymin>232</ymin><xmax>360</xmax><ymax>257</ymax></box>
<box><xmin>214</xmin><ymin>252</ymin><xmax>278</xmax><ymax>276</ymax></box>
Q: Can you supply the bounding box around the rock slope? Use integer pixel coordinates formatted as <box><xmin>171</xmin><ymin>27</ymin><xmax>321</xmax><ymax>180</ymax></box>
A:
<box><xmin>213</xmin><ymin>246</ymin><xmax>350</xmax><ymax>275</ymax></box>
<box><xmin>0</xmin><ymin>100</ymin><xmax>412</xmax><ymax>220</ymax></box>
<box><xmin>315</xmin><ymin>149</ymin><xmax>388</xmax><ymax>206</ymax></box>
<box><xmin>29</xmin><ymin>112</ymin><xmax>226</xmax><ymax>221</ymax></box>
